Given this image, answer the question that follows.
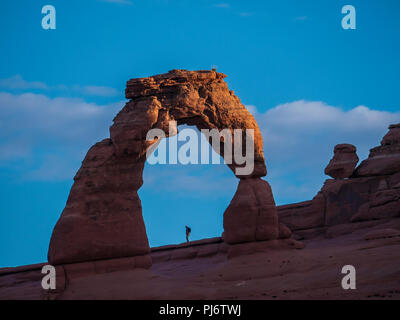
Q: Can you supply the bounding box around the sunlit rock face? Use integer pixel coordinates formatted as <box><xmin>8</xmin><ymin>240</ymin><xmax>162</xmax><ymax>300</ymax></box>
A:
<box><xmin>48</xmin><ymin>70</ymin><xmax>284</xmax><ymax>265</ymax></box>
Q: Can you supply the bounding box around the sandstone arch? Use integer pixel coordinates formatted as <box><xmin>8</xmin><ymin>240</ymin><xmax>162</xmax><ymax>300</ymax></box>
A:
<box><xmin>48</xmin><ymin>70</ymin><xmax>288</xmax><ymax>265</ymax></box>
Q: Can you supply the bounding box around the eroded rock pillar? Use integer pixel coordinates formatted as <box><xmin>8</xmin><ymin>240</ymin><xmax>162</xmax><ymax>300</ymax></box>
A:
<box><xmin>223</xmin><ymin>178</ymin><xmax>282</xmax><ymax>244</ymax></box>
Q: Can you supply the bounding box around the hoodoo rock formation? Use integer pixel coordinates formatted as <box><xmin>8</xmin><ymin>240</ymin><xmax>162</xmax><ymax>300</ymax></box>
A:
<box><xmin>48</xmin><ymin>70</ymin><xmax>289</xmax><ymax>265</ymax></box>
<box><xmin>355</xmin><ymin>124</ymin><xmax>400</xmax><ymax>177</ymax></box>
<box><xmin>324</xmin><ymin>144</ymin><xmax>359</xmax><ymax>179</ymax></box>
<box><xmin>279</xmin><ymin>124</ymin><xmax>400</xmax><ymax>233</ymax></box>
<box><xmin>224</xmin><ymin>178</ymin><xmax>281</xmax><ymax>244</ymax></box>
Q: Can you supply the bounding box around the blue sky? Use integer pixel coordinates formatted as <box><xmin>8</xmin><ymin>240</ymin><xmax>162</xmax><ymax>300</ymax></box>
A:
<box><xmin>1</xmin><ymin>0</ymin><xmax>400</xmax><ymax>267</ymax></box>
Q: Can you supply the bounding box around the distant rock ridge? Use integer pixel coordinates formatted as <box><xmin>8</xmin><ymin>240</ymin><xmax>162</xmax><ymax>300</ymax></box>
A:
<box><xmin>355</xmin><ymin>123</ymin><xmax>400</xmax><ymax>177</ymax></box>
<box><xmin>279</xmin><ymin>123</ymin><xmax>400</xmax><ymax>235</ymax></box>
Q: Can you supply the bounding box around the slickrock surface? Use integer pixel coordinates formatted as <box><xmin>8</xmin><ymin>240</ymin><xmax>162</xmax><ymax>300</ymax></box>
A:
<box><xmin>324</xmin><ymin>144</ymin><xmax>359</xmax><ymax>179</ymax></box>
<box><xmin>48</xmin><ymin>70</ymin><xmax>283</xmax><ymax>266</ymax></box>
<box><xmin>1</xmin><ymin>220</ymin><xmax>399</xmax><ymax>300</ymax></box>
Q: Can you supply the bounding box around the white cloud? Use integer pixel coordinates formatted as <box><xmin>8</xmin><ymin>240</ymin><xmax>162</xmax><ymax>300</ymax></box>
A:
<box><xmin>0</xmin><ymin>142</ymin><xmax>31</xmax><ymax>161</ymax></box>
<box><xmin>0</xmin><ymin>75</ymin><xmax>48</xmax><ymax>90</ymax></box>
<box><xmin>252</xmin><ymin>100</ymin><xmax>400</xmax><ymax>204</ymax></box>
<box><xmin>79</xmin><ymin>85</ymin><xmax>119</xmax><ymax>97</ymax></box>
<box><xmin>0</xmin><ymin>75</ymin><xmax>119</xmax><ymax>97</ymax></box>
<box><xmin>245</xmin><ymin>105</ymin><xmax>258</xmax><ymax>115</ymax></box>
<box><xmin>142</xmin><ymin>164</ymin><xmax>237</xmax><ymax>198</ymax></box>
<box><xmin>1</xmin><ymin>90</ymin><xmax>398</xmax><ymax>205</ymax></box>
<box><xmin>0</xmin><ymin>91</ymin><xmax>123</xmax><ymax>180</ymax></box>
<box><xmin>24</xmin><ymin>154</ymin><xmax>78</xmax><ymax>181</ymax></box>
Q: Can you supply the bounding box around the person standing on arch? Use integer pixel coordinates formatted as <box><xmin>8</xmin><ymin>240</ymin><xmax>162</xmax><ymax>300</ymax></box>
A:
<box><xmin>185</xmin><ymin>226</ymin><xmax>191</xmax><ymax>243</ymax></box>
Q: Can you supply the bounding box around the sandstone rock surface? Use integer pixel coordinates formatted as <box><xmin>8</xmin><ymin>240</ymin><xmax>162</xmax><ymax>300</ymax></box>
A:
<box><xmin>355</xmin><ymin>124</ymin><xmax>400</xmax><ymax>177</ymax></box>
<box><xmin>223</xmin><ymin>178</ymin><xmax>282</xmax><ymax>244</ymax></box>
<box><xmin>279</xmin><ymin>124</ymin><xmax>400</xmax><ymax>236</ymax></box>
<box><xmin>48</xmin><ymin>70</ymin><xmax>283</xmax><ymax>265</ymax></box>
<box><xmin>324</xmin><ymin>144</ymin><xmax>359</xmax><ymax>179</ymax></box>
<box><xmin>2</xmin><ymin>223</ymin><xmax>400</xmax><ymax>300</ymax></box>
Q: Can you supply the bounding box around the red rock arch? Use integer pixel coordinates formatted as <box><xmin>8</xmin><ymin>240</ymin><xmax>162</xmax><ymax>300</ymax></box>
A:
<box><xmin>48</xmin><ymin>70</ymin><xmax>287</xmax><ymax>265</ymax></box>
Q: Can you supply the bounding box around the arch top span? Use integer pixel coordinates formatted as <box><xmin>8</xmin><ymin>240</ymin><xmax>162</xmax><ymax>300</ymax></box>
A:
<box><xmin>113</xmin><ymin>69</ymin><xmax>267</xmax><ymax>178</ymax></box>
<box><xmin>48</xmin><ymin>70</ymin><xmax>288</xmax><ymax>265</ymax></box>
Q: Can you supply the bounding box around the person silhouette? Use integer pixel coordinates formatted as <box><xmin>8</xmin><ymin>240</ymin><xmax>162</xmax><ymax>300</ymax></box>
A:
<box><xmin>185</xmin><ymin>226</ymin><xmax>191</xmax><ymax>243</ymax></box>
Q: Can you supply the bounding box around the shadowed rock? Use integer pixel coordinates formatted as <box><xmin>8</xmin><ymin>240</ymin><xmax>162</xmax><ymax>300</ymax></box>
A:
<box><xmin>355</xmin><ymin>124</ymin><xmax>400</xmax><ymax>177</ymax></box>
<box><xmin>324</xmin><ymin>144</ymin><xmax>359</xmax><ymax>179</ymax></box>
<box><xmin>279</xmin><ymin>123</ymin><xmax>400</xmax><ymax>234</ymax></box>
<box><xmin>224</xmin><ymin>178</ymin><xmax>279</xmax><ymax>244</ymax></box>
